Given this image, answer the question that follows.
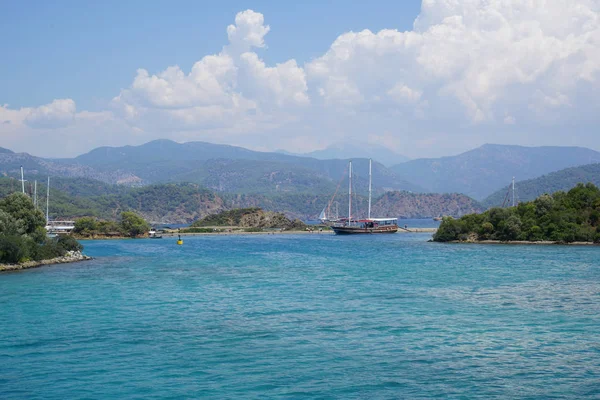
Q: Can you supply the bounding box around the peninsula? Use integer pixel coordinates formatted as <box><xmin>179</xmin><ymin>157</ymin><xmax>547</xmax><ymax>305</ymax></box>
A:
<box><xmin>433</xmin><ymin>183</ymin><xmax>600</xmax><ymax>244</ymax></box>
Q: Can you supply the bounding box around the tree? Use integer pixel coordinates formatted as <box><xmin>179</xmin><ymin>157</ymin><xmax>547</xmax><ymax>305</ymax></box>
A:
<box><xmin>120</xmin><ymin>211</ymin><xmax>150</xmax><ymax>237</ymax></box>
<box><xmin>0</xmin><ymin>193</ymin><xmax>46</xmax><ymax>235</ymax></box>
<box><xmin>433</xmin><ymin>217</ymin><xmax>464</xmax><ymax>242</ymax></box>
<box><xmin>74</xmin><ymin>217</ymin><xmax>98</xmax><ymax>234</ymax></box>
<box><xmin>0</xmin><ymin>209</ymin><xmax>24</xmax><ymax>236</ymax></box>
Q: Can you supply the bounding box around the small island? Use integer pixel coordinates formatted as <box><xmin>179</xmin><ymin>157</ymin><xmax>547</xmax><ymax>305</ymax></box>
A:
<box><xmin>433</xmin><ymin>183</ymin><xmax>600</xmax><ymax>244</ymax></box>
<box><xmin>181</xmin><ymin>208</ymin><xmax>311</xmax><ymax>234</ymax></box>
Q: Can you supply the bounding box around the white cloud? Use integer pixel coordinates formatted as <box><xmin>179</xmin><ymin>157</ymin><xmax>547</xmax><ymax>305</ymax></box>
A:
<box><xmin>226</xmin><ymin>10</ymin><xmax>270</xmax><ymax>54</ymax></box>
<box><xmin>307</xmin><ymin>0</ymin><xmax>600</xmax><ymax>126</ymax></box>
<box><xmin>111</xmin><ymin>9</ymin><xmax>308</xmax><ymax>135</ymax></box>
<box><xmin>3</xmin><ymin>2</ymin><xmax>600</xmax><ymax>158</ymax></box>
<box><xmin>387</xmin><ymin>83</ymin><xmax>422</xmax><ymax>103</ymax></box>
<box><xmin>24</xmin><ymin>99</ymin><xmax>76</xmax><ymax>129</ymax></box>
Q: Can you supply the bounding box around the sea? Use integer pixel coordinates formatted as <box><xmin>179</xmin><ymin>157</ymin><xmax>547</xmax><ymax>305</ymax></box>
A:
<box><xmin>1</xmin><ymin>232</ymin><xmax>599</xmax><ymax>399</ymax></box>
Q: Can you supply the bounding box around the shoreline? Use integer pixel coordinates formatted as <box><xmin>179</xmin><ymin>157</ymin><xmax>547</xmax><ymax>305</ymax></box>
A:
<box><xmin>165</xmin><ymin>227</ymin><xmax>437</xmax><ymax>236</ymax></box>
<box><xmin>0</xmin><ymin>251</ymin><xmax>92</xmax><ymax>272</ymax></box>
<box><xmin>445</xmin><ymin>240</ymin><xmax>599</xmax><ymax>246</ymax></box>
<box><xmin>74</xmin><ymin>227</ymin><xmax>438</xmax><ymax>240</ymax></box>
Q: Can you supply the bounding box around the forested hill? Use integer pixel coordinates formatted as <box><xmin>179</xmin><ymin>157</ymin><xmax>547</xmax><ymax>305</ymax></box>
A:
<box><xmin>4</xmin><ymin>141</ymin><xmax>600</xmax><ymax>200</ymax></box>
<box><xmin>0</xmin><ymin>177</ymin><xmax>482</xmax><ymax>223</ymax></box>
<box><xmin>482</xmin><ymin>163</ymin><xmax>600</xmax><ymax>209</ymax></box>
<box><xmin>434</xmin><ymin>183</ymin><xmax>600</xmax><ymax>243</ymax></box>
<box><xmin>390</xmin><ymin>144</ymin><xmax>600</xmax><ymax>200</ymax></box>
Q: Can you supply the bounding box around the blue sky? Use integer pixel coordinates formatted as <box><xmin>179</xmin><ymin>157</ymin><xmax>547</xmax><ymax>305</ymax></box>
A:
<box><xmin>1</xmin><ymin>1</ymin><xmax>599</xmax><ymax>158</ymax></box>
<box><xmin>1</xmin><ymin>0</ymin><xmax>421</xmax><ymax>110</ymax></box>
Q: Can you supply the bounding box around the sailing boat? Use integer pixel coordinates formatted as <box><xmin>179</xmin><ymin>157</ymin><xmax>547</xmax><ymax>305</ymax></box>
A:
<box><xmin>329</xmin><ymin>159</ymin><xmax>398</xmax><ymax>234</ymax></box>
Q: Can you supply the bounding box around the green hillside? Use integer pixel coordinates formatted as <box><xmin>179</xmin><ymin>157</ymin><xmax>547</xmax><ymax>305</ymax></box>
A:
<box><xmin>482</xmin><ymin>163</ymin><xmax>600</xmax><ymax>209</ymax></box>
<box><xmin>0</xmin><ymin>176</ymin><xmax>482</xmax><ymax>223</ymax></box>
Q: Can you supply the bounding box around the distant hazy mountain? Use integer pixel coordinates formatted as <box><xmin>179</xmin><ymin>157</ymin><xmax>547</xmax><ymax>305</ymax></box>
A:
<box><xmin>391</xmin><ymin>144</ymin><xmax>600</xmax><ymax>200</ymax></box>
<box><xmin>0</xmin><ymin>147</ymin><xmax>14</xmax><ymax>154</ymax></box>
<box><xmin>0</xmin><ymin>150</ymin><xmax>142</xmax><ymax>184</ymax></box>
<box><xmin>2</xmin><ymin>139</ymin><xmax>422</xmax><ymax>195</ymax></box>
<box><xmin>481</xmin><ymin>163</ymin><xmax>600</xmax><ymax>208</ymax></box>
<box><xmin>298</xmin><ymin>142</ymin><xmax>410</xmax><ymax>167</ymax></box>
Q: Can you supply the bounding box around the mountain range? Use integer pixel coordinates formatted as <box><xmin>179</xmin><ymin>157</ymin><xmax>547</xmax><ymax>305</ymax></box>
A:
<box><xmin>2</xmin><ymin>140</ymin><xmax>423</xmax><ymax>194</ymax></box>
<box><xmin>280</xmin><ymin>142</ymin><xmax>409</xmax><ymax>167</ymax></box>
<box><xmin>2</xmin><ymin>140</ymin><xmax>600</xmax><ymax>221</ymax></box>
<box><xmin>390</xmin><ymin>144</ymin><xmax>600</xmax><ymax>200</ymax></box>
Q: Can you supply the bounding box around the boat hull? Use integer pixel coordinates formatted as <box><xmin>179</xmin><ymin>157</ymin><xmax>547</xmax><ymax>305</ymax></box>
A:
<box><xmin>331</xmin><ymin>225</ymin><xmax>398</xmax><ymax>235</ymax></box>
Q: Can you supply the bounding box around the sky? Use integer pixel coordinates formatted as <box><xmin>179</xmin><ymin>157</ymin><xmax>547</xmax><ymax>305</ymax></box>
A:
<box><xmin>1</xmin><ymin>0</ymin><xmax>599</xmax><ymax>159</ymax></box>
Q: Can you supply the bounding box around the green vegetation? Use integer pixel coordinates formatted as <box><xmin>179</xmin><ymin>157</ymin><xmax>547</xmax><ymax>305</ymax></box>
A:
<box><xmin>73</xmin><ymin>211</ymin><xmax>150</xmax><ymax>238</ymax></box>
<box><xmin>0</xmin><ymin>193</ymin><xmax>82</xmax><ymax>264</ymax></box>
<box><xmin>120</xmin><ymin>212</ymin><xmax>151</xmax><ymax>237</ymax></box>
<box><xmin>434</xmin><ymin>183</ymin><xmax>600</xmax><ymax>243</ymax></box>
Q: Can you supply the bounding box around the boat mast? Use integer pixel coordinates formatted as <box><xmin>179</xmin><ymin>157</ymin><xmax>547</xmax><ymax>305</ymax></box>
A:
<box><xmin>46</xmin><ymin>176</ymin><xmax>50</xmax><ymax>224</ymax></box>
<box><xmin>348</xmin><ymin>161</ymin><xmax>352</xmax><ymax>224</ymax></box>
<box><xmin>20</xmin><ymin>166</ymin><xmax>26</xmax><ymax>194</ymax></box>
<box><xmin>34</xmin><ymin>180</ymin><xmax>37</xmax><ymax>208</ymax></box>
<box><xmin>368</xmin><ymin>158</ymin><xmax>372</xmax><ymax>219</ymax></box>
<box><xmin>512</xmin><ymin>176</ymin><xmax>515</xmax><ymax>207</ymax></box>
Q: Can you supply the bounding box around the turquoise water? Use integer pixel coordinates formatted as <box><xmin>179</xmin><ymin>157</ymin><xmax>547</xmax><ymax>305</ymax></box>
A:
<box><xmin>1</xmin><ymin>233</ymin><xmax>599</xmax><ymax>399</ymax></box>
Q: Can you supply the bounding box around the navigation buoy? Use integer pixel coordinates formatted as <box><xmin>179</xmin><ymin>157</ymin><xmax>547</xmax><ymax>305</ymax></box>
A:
<box><xmin>177</xmin><ymin>234</ymin><xmax>183</xmax><ymax>245</ymax></box>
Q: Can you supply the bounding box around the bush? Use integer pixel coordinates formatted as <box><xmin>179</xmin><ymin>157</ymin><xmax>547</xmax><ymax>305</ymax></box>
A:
<box><xmin>35</xmin><ymin>239</ymin><xmax>65</xmax><ymax>260</ymax></box>
<box><xmin>0</xmin><ymin>236</ymin><xmax>28</xmax><ymax>264</ymax></box>
<box><xmin>57</xmin><ymin>235</ymin><xmax>83</xmax><ymax>252</ymax></box>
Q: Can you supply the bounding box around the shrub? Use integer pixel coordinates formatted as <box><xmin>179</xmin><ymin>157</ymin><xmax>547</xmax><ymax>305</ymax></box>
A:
<box><xmin>0</xmin><ymin>235</ymin><xmax>28</xmax><ymax>264</ymax></box>
<box><xmin>57</xmin><ymin>235</ymin><xmax>83</xmax><ymax>252</ymax></box>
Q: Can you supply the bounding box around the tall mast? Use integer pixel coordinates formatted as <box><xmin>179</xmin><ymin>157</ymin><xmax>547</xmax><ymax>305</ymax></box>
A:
<box><xmin>348</xmin><ymin>161</ymin><xmax>352</xmax><ymax>224</ymax></box>
<box><xmin>368</xmin><ymin>158</ymin><xmax>372</xmax><ymax>219</ymax></box>
<box><xmin>20</xmin><ymin>166</ymin><xmax>26</xmax><ymax>194</ymax></box>
<box><xmin>34</xmin><ymin>180</ymin><xmax>37</xmax><ymax>208</ymax></box>
<box><xmin>46</xmin><ymin>176</ymin><xmax>50</xmax><ymax>223</ymax></box>
<box><xmin>512</xmin><ymin>176</ymin><xmax>515</xmax><ymax>207</ymax></box>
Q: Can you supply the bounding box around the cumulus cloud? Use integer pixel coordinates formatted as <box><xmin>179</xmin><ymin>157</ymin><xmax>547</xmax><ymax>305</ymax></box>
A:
<box><xmin>226</xmin><ymin>10</ymin><xmax>271</xmax><ymax>54</ymax></box>
<box><xmin>24</xmin><ymin>99</ymin><xmax>76</xmax><ymax>129</ymax></box>
<box><xmin>307</xmin><ymin>0</ymin><xmax>600</xmax><ymax>128</ymax></box>
<box><xmin>3</xmin><ymin>2</ymin><xmax>600</xmax><ymax>157</ymax></box>
<box><xmin>112</xmin><ymin>9</ymin><xmax>308</xmax><ymax>135</ymax></box>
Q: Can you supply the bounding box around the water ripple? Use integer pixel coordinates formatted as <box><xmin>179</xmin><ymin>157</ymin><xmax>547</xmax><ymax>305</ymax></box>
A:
<box><xmin>1</xmin><ymin>235</ymin><xmax>599</xmax><ymax>398</ymax></box>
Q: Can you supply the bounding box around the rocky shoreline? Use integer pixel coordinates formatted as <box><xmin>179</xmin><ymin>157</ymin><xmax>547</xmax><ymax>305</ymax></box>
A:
<box><xmin>0</xmin><ymin>251</ymin><xmax>92</xmax><ymax>272</ymax></box>
<box><xmin>446</xmin><ymin>240</ymin><xmax>599</xmax><ymax>246</ymax></box>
